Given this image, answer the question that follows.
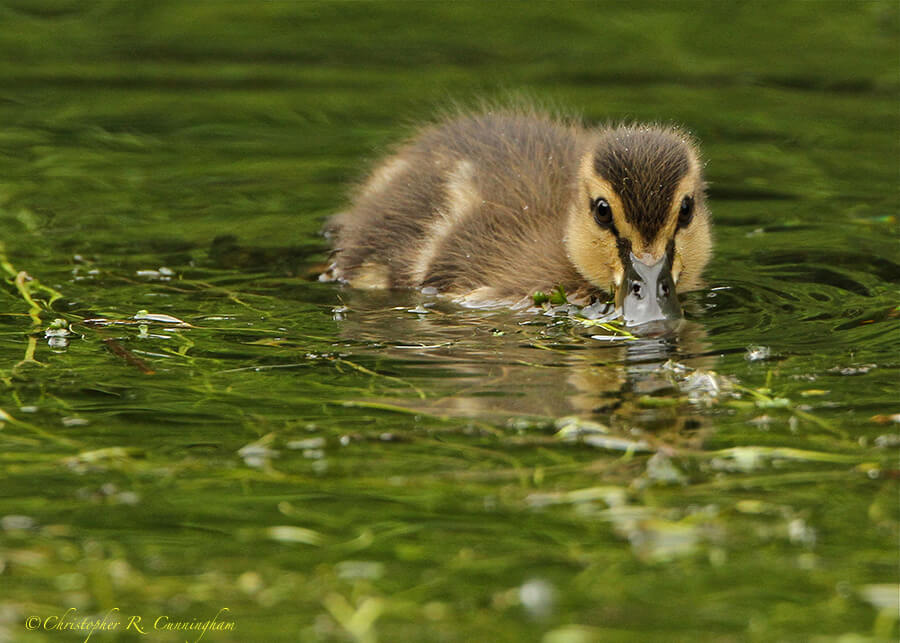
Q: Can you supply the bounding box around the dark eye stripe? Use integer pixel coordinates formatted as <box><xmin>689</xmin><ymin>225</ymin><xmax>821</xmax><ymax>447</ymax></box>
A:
<box><xmin>678</xmin><ymin>195</ymin><xmax>694</xmax><ymax>228</ymax></box>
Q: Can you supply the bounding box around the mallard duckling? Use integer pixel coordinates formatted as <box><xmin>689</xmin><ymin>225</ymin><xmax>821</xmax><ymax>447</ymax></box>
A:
<box><xmin>324</xmin><ymin>109</ymin><xmax>712</xmax><ymax>325</ymax></box>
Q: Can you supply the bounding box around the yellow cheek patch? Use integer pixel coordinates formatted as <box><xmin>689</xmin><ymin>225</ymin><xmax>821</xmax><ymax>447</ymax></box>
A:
<box><xmin>611</xmin><ymin>261</ymin><xmax>624</xmax><ymax>288</ymax></box>
<box><xmin>564</xmin><ymin>204</ymin><xmax>621</xmax><ymax>292</ymax></box>
<box><xmin>672</xmin><ymin>252</ymin><xmax>684</xmax><ymax>284</ymax></box>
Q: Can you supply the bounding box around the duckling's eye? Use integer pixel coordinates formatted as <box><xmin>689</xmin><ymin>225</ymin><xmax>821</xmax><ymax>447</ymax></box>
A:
<box><xmin>678</xmin><ymin>196</ymin><xmax>694</xmax><ymax>228</ymax></box>
<box><xmin>591</xmin><ymin>197</ymin><xmax>613</xmax><ymax>228</ymax></box>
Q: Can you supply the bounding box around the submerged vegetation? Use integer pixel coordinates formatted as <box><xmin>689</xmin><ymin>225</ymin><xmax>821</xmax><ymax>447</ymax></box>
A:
<box><xmin>0</xmin><ymin>2</ymin><xmax>898</xmax><ymax>642</ymax></box>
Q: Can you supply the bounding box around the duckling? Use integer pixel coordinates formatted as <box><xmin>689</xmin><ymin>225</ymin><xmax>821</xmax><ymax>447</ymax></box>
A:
<box><xmin>323</xmin><ymin>108</ymin><xmax>712</xmax><ymax>325</ymax></box>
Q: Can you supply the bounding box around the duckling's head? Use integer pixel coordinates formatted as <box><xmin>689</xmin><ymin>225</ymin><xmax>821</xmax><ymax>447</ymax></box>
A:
<box><xmin>565</xmin><ymin>124</ymin><xmax>712</xmax><ymax>326</ymax></box>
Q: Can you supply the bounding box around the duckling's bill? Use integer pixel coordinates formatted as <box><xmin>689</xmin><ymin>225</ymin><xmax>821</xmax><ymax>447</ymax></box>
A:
<box><xmin>616</xmin><ymin>250</ymin><xmax>682</xmax><ymax>327</ymax></box>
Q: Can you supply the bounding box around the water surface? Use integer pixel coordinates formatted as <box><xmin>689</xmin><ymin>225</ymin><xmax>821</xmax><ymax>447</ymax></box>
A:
<box><xmin>0</xmin><ymin>2</ymin><xmax>898</xmax><ymax>642</ymax></box>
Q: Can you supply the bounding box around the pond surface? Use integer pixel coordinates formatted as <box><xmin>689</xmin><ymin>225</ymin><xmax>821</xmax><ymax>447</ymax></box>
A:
<box><xmin>1</xmin><ymin>2</ymin><xmax>898</xmax><ymax>642</ymax></box>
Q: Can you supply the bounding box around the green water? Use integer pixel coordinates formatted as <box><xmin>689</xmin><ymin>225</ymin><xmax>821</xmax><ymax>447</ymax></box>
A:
<box><xmin>1</xmin><ymin>2</ymin><xmax>898</xmax><ymax>642</ymax></box>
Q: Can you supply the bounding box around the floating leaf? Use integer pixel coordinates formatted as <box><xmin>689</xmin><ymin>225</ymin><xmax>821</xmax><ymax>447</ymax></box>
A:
<box><xmin>548</xmin><ymin>284</ymin><xmax>568</xmax><ymax>306</ymax></box>
<box><xmin>858</xmin><ymin>584</ymin><xmax>900</xmax><ymax>613</ymax></box>
<box><xmin>133</xmin><ymin>311</ymin><xmax>191</xmax><ymax>326</ymax></box>
<box><xmin>266</xmin><ymin>526</ymin><xmax>323</xmax><ymax>546</ymax></box>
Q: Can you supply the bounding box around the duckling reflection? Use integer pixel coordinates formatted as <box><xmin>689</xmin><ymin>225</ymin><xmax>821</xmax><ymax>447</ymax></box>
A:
<box><xmin>324</xmin><ymin>107</ymin><xmax>712</xmax><ymax>327</ymax></box>
<box><xmin>331</xmin><ymin>289</ymin><xmax>717</xmax><ymax>442</ymax></box>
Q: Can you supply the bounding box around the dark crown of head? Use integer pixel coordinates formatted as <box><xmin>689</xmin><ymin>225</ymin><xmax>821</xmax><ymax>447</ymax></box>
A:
<box><xmin>592</xmin><ymin>127</ymin><xmax>693</xmax><ymax>242</ymax></box>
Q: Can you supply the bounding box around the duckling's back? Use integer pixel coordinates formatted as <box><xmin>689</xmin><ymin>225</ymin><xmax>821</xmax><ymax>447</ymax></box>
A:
<box><xmin>328</xmin><ymin>111</ymin><xmax>588</xmax><ymax>304</ymax></box>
